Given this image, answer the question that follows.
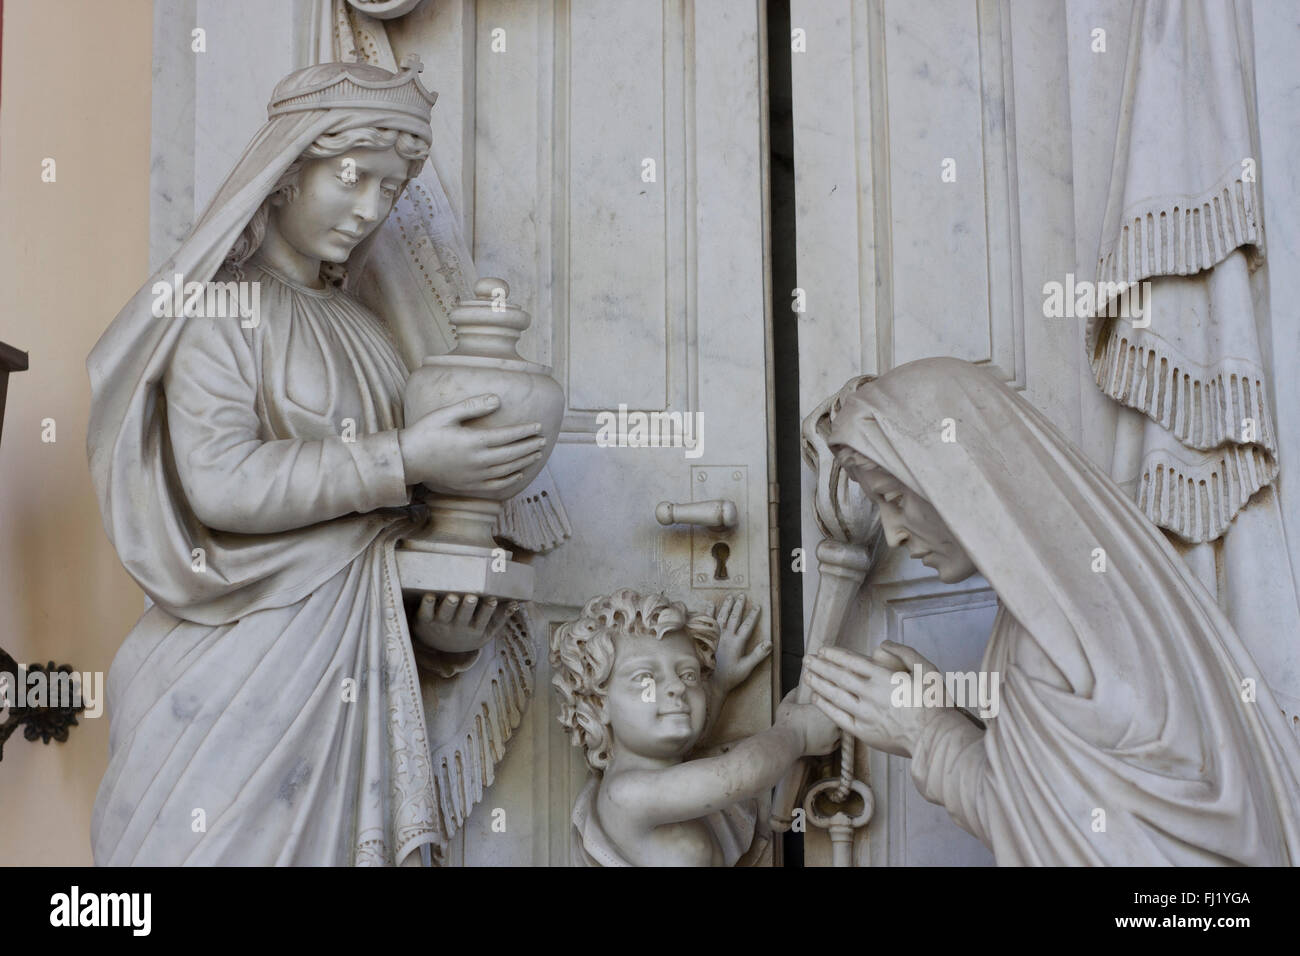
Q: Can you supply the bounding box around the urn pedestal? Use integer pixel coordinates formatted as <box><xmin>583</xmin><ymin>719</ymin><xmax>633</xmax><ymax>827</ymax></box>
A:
<box><xmin>396</xmin><ymin>279</ymin><xmax>565</xmax><ymax>602</ymax></box>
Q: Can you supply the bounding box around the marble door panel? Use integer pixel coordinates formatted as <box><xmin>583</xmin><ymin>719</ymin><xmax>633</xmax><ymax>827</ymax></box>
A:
<box><xmin>155</xmin><ymin>0</ymin><xmax>775</xmax><ymax>866</ymax></box>
<box><xmin>790</xmin><ymin>0</ymin><xmax>1078</xmax><ymax>865</ymax></box>
<box><xmin>456</xmin><ymin>0</ymin><xmax>777</xmax><ymax>864</ymax></box>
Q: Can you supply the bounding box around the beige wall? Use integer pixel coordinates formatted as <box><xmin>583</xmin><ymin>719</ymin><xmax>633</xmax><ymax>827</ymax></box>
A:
<box><xmin>0</xmin><ymin>0</ymin><xmax>152</xmax><ymax>865</ymax></box>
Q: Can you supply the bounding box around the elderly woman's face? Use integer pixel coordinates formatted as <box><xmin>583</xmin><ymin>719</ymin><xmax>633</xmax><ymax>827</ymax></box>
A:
<box><xmin>843</xmin><ymin>456</ymin><xmax>978</xmax><ymax>583</ymax></box>
<box><xmin>273</xmin><ymin>146</ymin><xmax>408</xmax><ymax>264</ymax></box>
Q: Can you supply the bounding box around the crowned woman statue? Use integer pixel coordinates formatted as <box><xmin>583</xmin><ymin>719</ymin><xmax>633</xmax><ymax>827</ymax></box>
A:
<box><xmin>87</xmin><ymin>59</ymin><xmax>545</xmax><ymax>865</ymax></box>
<box><xmin>803</xmin><ymin>357</ymin><xmax>1300</xmax><ymax>865</ymax></box>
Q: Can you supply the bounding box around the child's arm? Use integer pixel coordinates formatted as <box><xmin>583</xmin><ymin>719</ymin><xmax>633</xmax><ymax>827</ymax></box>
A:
<box><xmin>603</xmin><ymin>698</ymin><xmax>837</xmax><ymax>827</ymax></box>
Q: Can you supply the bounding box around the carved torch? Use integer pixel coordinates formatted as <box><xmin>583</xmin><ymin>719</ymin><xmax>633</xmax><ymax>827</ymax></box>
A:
<box><xmin>771</xmin><ymin>377</ymin><xmax>882</xmax><ymax>853</ymax></box>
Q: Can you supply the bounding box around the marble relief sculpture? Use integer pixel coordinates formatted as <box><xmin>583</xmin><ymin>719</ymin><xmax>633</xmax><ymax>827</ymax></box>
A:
<box><xmin>1080</xmin><ymin>0</ymin><xmax>1300</xmax><ymax>724</ymax></box>
<box><xmin>802</xmin><ymin>357</ymin><xmax>1300</xmax><ymax>865</ymax></box>
<box><xmin>69</xmin><ymin>0</ymin><xmax>1300</xmax><ymax>874</ymax></box>
<box><xmin>86</xmin><ymin>59</ymin><xmax>549</xmax><ymax>865</ymax></box>
<box><xmin>397</xmin><ymin>276</ymin><xmax>564</xmax><ymax>605</ymax></box>
<box><xmin>551</xmin><ymin>592</ymin><xmax>837</xmax><ymax>866</ymax></box>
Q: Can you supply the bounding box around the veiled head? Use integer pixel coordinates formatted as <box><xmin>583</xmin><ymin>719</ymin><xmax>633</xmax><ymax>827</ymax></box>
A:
<box><xmin>838</xmin><ymin>449</ymin><xmax>977</xmax><ymax>583</ymax></box>
<box><xmin>225</xmin><ymin>59</ymin><xmax>436</xmax><ymax>282</ymax></box>
<box><xmin>827</xmin><ymin>359</ymin><xmax>994</xmax><ymax>584</ymax></box>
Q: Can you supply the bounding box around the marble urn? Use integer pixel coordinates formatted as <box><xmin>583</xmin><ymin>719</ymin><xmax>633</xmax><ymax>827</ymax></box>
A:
<box><xmin>396</xmin><ymin>278</ymin><xmax>565</xmax><ymax>600</ymax></box>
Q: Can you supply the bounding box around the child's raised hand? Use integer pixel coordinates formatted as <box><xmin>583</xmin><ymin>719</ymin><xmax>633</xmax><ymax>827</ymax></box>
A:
<box><xmin>712</xmin><ymin>594</ymin><xmax>770</xmax><ymax>695</ymax></box>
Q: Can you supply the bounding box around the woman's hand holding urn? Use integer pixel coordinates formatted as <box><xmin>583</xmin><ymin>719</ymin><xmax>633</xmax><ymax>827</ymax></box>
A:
<box><xmin>398</xmin><ymin>393</ymin><xmax>546</xmax><ymax>495</ymax></box>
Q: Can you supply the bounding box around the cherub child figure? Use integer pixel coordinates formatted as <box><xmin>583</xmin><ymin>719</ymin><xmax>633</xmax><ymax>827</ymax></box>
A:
<box><xmin>551</xmin><ymin>589</ymin><xmax>838</xmax><ymax>866</ymax></box>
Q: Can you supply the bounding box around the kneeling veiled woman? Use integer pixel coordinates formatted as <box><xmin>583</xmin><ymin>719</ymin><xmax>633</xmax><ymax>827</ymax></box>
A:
<box><xmin>804</xmin><ymin>357</ymin><xmax>1300</xmax><ymax>865</ymax></box>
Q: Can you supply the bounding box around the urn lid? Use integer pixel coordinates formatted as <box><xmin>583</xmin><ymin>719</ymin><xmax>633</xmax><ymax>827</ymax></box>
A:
<box><xmin>449</xmin><ymin>278</ymin><xmax>531</xmax><ymax>358</ymax></box>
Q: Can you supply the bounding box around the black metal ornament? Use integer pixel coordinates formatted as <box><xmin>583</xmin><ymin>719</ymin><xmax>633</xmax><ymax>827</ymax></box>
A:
<box><xmin>0</xmin><ymin>648</ymin><xmax>85</xmax><ymax>761</ymax></box>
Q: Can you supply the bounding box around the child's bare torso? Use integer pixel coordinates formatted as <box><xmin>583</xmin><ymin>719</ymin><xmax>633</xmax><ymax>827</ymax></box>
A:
<box><xmin>596</xmin><ymin>775</ymin><xmax>724</xmax><ymax>866</ymax></box>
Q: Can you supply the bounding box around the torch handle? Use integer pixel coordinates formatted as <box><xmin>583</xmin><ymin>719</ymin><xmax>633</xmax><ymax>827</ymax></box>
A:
<box><xmin>770</xmin><ymin>539</ymin><xmax>874</xmax><ymax>831</ymax></box>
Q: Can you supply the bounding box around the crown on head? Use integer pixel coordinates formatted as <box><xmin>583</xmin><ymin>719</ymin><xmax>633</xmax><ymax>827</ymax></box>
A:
<box><xmin>267</xmin><ymin>54</ymin><xmax>438</xmax><ymax>123</ymax></box>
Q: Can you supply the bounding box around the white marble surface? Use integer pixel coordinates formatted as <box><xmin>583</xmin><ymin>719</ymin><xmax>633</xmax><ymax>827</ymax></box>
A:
<box><xmin>790</xmin><ymin>0</ymin><xmax>1080</xmax><ymax>866</ymax></box>
<box><xmin>127</xmin><ymin>0</ymin><xmax>1300</xmax><ymax>867</ymax></box>
<box><xmin>1253</xmin><ymin>0</ymin><xmax>1300</xmax><ymax>632</ymax></box>
<box><xmin>276</xmin><ymin>0</ymin><xmax>779</xmax><ymax>865</ymax></box>
<box><xmin>458</xmin><ymin>0</ymin><xmax>778</xmax><ymax>865</ymax></box>
<box><xmin>803</xmin><ymin>358</ymin><xmax>1300</xmax><ymax>865</ymax></box>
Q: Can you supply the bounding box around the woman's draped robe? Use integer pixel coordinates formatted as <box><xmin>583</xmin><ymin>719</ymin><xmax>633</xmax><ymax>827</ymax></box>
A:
<box><xmin>911</xmin><ymin>607</ymin><xmax>1294</xmax><ymax>866</ymax></box>
<box><xmin>828</xmin><ymin>357</ymin><xmax>1300</xmax><ymax>865</ymax></box>
<box><xmin>93</xmin><ymin>267</ymin><xmax>451</xmax><ymax>865</ymax></box>
<box><xmin>93</xmin><ymin>264</ymin><xmax>536</xmax><ymax>865</ymax></box>
<box><xmin>88</xmin><ymin>71</ymin><xmax>539</xmax><ymax>865</ymax></box>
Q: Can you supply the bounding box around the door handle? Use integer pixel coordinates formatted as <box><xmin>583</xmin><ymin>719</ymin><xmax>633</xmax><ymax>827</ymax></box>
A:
<box><xmin>655</xmin><ymin>499</ymin><xmax>738</xmax><ymax>531</ymax></box>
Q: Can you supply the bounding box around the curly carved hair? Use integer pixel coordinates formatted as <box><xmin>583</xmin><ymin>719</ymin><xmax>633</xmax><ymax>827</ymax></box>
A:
<box><xmin>550</xmin><ymin>589</ymin><xmax>719</xmax><ymax>773</ymax></box>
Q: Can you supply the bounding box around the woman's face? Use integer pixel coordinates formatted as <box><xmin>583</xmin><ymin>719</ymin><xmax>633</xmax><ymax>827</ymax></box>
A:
<box><xmin>273</xmin><ymin>145</ymin><xmax>408</xmax><ymax>264</ymax></box>
<box><xmin>843</xmin><ymin>455</ymin><xmax>978</xmax><ymax>583</ymax></box>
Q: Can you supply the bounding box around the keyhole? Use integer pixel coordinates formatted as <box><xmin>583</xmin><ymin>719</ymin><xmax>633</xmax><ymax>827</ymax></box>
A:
<box><xmin>710</xmin><ymin>542</ymin><xmax>731</xmax><ymax>580</ymax></box>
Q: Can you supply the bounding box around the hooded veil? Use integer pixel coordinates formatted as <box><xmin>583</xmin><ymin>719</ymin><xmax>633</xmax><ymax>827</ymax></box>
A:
<box><xmin>87</xmin><ymin>60</ymin><xmax>436</xmax><ymax>623</ymax></box>
<box><xmin>828</xmin><ymin>357</ymin><xmax>1300</xmax><ymax>865</ymax></box>
<box><xmin>87</xmin><ymin>60</ymin><xmax>472</xmax><ymax>866</ymax></box>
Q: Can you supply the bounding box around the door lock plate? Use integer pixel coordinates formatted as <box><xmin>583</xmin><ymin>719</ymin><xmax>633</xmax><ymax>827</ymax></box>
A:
<box><xmin>690</xmin><ymin>465</ymin><xmax>748</xmax><ymax>590</ymax></box>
